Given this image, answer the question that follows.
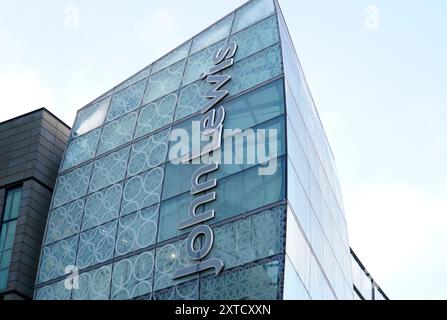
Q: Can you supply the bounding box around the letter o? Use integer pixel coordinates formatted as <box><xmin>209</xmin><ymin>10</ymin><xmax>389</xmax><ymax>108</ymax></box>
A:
<box><xmin>186</xmin><ymin>225</ymin><xmax>214</xmax><ymax>261</ymax></box>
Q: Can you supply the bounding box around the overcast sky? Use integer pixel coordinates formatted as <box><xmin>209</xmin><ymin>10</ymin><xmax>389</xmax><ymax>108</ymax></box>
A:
<box><xmin>1</xmin><ymin>0</ymin><xmax>446</xmax><ymax>300</ymax></box>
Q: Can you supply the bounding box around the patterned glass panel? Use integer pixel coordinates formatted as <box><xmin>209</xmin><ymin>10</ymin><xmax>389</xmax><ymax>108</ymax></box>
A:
<box><xmin>152</xmin><ymin>40</ymin><xmax>191</xmax><ymax>75</ymax></box>
<box><xmin>76</xmin><ymin>221</ymin><xmax>117</xmax><ymax>269</ymax></box>
<box><xmin>135</xmin><ymin>93</ymin><xmax>177</xmax><ymax>139</ymax></box>
<box><xmin>72</xmin><ymin>265</ymin><xmax>112</xmax><ymax>300</ymax></box>
<box><xmin>72</xmin><ymin>97</ymin><xmax>110</xmax><ymax>138</ymax></box>
<box><xmin>143</xmin><ymin>60</ymin><xmax>186</xmax><ymax>105</ymax></box>
<box><xmin>154</xmin><ymin>239</ymin><xmax>197</xmax><ymax>291</ymax></box>
<box><xmin>200</xmin><ymin>258</ymin><xmax>280</xmax><ymax>300</ymax></box>
<box><xmin>153</xmin><ymin>280</ymin><xmax>199</xmax><ymax>300</ymax></box>
<box><xmin>175</xmin><ymin>80</ymin><xmax>213</xmax><ymax>121</ymax></box>
<box><xmin>114</xmin><ymin>65</ymin><xmax>151</xmax><ymax>93</ymax></box>
<box><xmin>52</xmin><ymin>163</ymin><xmax>92</xmax><ymax>209</ymax></box>
<box><xmin>89</xmin><ymin>146</ymin><xmax>130</xmax><ymax>193</ymax></box>
<box><xmin>38</xmin><ymin>235</ymin><xmax>78</xmax><ymax>283</ymax></box>
<box><xmin>232</xmin><ymin>0</ymin><xmax>275</xmax><ymax>34</ymax></box>
<box><xmin>207</xmin><ymin>207</ymin><xmax>285</xmax><ymax>269</ymax></box>
<box><xmin>45</xmin><ymin>199</ymin><xmax>84</xmax><ymax>245</ymax></box>
<box><xmin>111</xmin><ymin>251</ymin><xmax>154</xmax><ymax>300</ymax></box>
<box><xmin>231</xmin><ymin>14</ymin><xmax>279</xmax><ymax>62</ymax></box>
<box><xmin>81</xmin><ymin>183</ymin><xmax>123</xmax><ymax>231</ymax></box>
<box><xmin>97</xmin><ymin>112</ymin><xmax>138</xmax><ymax>155</ymax></box>
<box><xmin>35</xmin><ymin>280</ymin><xmax>71</xmax><ymax>300</ymax></box>
<box><xmin>225</xmin><ymin>43</ymin><xmax>283</xmax><ymax>96</ymax></box>
<box><xmin>127</xmin><ymin>129</ymin><xmax>170</xmax><ymax>178</ymax></box>
<box><xmin>61</xmin><ymin>129</ymin><xmax>101</xmax><ymax>171</ymax></box>
<box><xmin>190</xmin><ymin>13</ymin><xmax>234</xmax><ymax>54</ymax></box>
<box><xmin>107</xmin><ymin>79</ymin><xmax>146</xmax><ymax>122</ymax></box>
<box><xmin>115</xmin><ymin>205</ymin><xmax>159</xmax><ymax>257</ymax></box>
<box><xmin>182</xmin><ymin>40</ymin><xmax>226</xmax><ymax>87</ymax></box>
<box><xmin>90</xmin><ymin>90</ymin><xmax>113</xmax><ymax>105</ymax></box>
<box><xmin>121</xmin><ymin>166</ymin><xmax>164</xmax><ymax>216</ymax></box>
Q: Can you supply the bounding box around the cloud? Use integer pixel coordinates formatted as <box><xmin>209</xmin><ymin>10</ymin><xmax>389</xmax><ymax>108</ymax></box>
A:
<box><xmin>345</xmin><ymin>184</ymin><xmax>447</xmax><ymax>299</ymax></box>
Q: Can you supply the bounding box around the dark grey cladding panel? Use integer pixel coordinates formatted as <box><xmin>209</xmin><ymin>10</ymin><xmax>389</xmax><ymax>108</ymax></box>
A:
<box><xmin>0</xmin><ymin>109</ymin><xmax>69</xmax><ymax>189</ymax></box>
<box><xmin>0</xmin><ymin>109</ymin><xmax>69</xmax><ymax>299</ymax></box>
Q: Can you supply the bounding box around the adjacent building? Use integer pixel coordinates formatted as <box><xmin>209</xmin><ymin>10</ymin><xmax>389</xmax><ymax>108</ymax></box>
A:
<box><xmin>32</xmin><ymin>0</ymin><xmax>387</xmax><ymax>300</ymax></box>
<box><xmin>0</xmin><ymin>108</ymin><xmax>69</xmax><ymax>300</ymax></box>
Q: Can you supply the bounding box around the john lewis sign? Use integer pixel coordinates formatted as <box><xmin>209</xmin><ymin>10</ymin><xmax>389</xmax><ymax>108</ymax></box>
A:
<box><xmin>172</xmin><ymin>41</ymin><xmax>238</xmax><ymax>280</ymax></box>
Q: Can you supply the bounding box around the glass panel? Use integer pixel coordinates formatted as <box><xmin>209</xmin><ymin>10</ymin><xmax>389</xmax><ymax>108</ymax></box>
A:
<box><xmin>97</xmin><ymin>112</ymin><xmax>138</xmax><ymax>155</ymax></box>
<box><xmin>61</xmin><ymin>129</ymin><xmax>101</xmax><ymax>171</ymax></box>
<box><xmin>143</xmin><ymin>59</ymin><xmax>186</xmax><ymax>105</ymax></box>
<box><xmin>285</xmin><ymin>208</ymin><xmax>311</xmax><ymax>290</ymax></box>
<box><xmin>121</xmin><ymin>166</ymin><xmax>164</xmax><ymax>216</ymax></box>
<box><xmin>172</xmin><ymin>81</ymin><xmax>285</xmax><ymax>161</ymax></box>
<box><xmin>0</xmin><ymin>269</ymin><xmax>8</xmax><ymax>291</ymax></box>
<box><xmin>225</xmin><ymin>43</ymin><xmax>283</xmax><ymax>97</ymax></box>
<box><xmin>52</xmin><ymin>163</ymin><xmax>92</xmax><ymax>209</ymax></box>
<box><xmin>81</xmin><ymin>183</ymin><xmax>123</xmax><ymax>231</ymax></box>
<box><xmin>153</xmin><ymin>280</ymin><xmax>199</xmax><ymax>300</ymax></box>
<box><xmin>72</xmin><ymin>265</ymin><xmax>112</xmax><ymax>300</ymax></box>
<box><xmin>175</xmin><ymin>80</ymin><xmax>212</xmax><ymax>122</ymax></box>
<box><xmin>207</xmin><ymin>207</ymin><xmax>285</xmax><ymax>269</ymax></box>
<box><xmin>231</xmin><ymin>14</ymin><xmax>279</xmax><ymax>62</ymax></box>
<box><xmin>111</xmin><ymin>251</ymin><xmax>154</xmax><ymax>300</ymax></box>
<box><xmin>0</xmin><ymin>223</ymin><xmax>6</xmax><ymax>251</ymax></box>
<box><xmin>3</xmin><ymin>221</ymin><xmax>16</xmax><ymax>250</ymax></box>
<box><xmin>107</xmin><ymin>79</ymin><xmax>146</xmax><ymax>122</ymax></box>
<box><xmin>283</xmin><ymin>255</ymin><xmax>310</xmax><ymax>300</ymax></box>
<box><xmin>190</xmin><ymin>13</ymin><xmax>234</xmax><ymax>55</ymax></box>
<box><xmin>154</xmin><ymin>238</ymin><xmax>197</xmax><ymax>291</ymax></box>
<box><xmin>287</xmin><ymin>117</ymin><xmax>310</xmax><ymax>192</ymax></box>
<box><xmin>45</xmin><ymin>199</ymin><xmax>84</xmax><ymax>245</ymax></box>
<box><xmin>38</xmin><ymin>235</ymin><xmax>79</xmax><ymax>283</ymax></box>
<box><xmin>168</xmin><ymin>113</ymin><xmax>202</xmax><ymax>160</ymax></box>
<box><xmin>205</xmin><ymin>157</ymin><xmax>285</xmax><ymax>222</ymax></box>
<box><xmin>127</xmin><ymin>129</ymin><xmax>170</xmax><ymax>178</ymax></box>
<box><xmin>200</xmin><ymin>259</ymin><xmax>280</xmax><ymax>300</ymax></box>
<box><xmin>162</xmin><ymin>162</ymin><xmax>202</xmax><ymax>201</ymax></box>
<box><xmin>309</xmin><ymin>255</ymin><xmax>325</xmax><ymax>300</ymax></box>
<box><xmin>0</xmin><ymin>249</ymin><xmax>12</xmax><ymax>269</ymax></box>
<box><xmin>218</xmin><ymin>112</ymin><xmax>286</xmax><ymax>170</ymax></box>
<box><xmin>89</xmin><ymin>146</ymin><xmax>130</xmax><ymax>193</ymax></box>
<box><xmin>72</xmin><ymin>97</ymin><xmax>110</xmax><ymax>138</ymax></box>
<box><xmin>287</xmin><ymin>161</ymin><xmax>311</xmax><ymax>239</ymax></box>
<box><xmin>35</xmin><ymin>279</ymin><xmax>71</xmax><ymax>300</ymax></box>
<box><xmin>114</xmin><ymin>65</ymin><xmax>151</xmax><ymax>93</ymax></box>
<box><xmin>135</xmin><ymin>93</ymin><xmax>177</xmax><ymax>139</ymax></box>
<box><xmin>115</xmin><ymin>204</ymin><xmax>159</xmax><ymax>257</ymax></box>
<box><xmin>152</xmin><ymin>40</ymin><xmax>191</xmax><ymax>75</ymax></box>
<box><xmin>76</xmin><ymin>220</ymin><xmax>117</xmax><ymax>269</ymax></box>
<box><xmin>182</xmin><ymin>40</ymin><xmax>226</xmax><ymax>87</ymax></box>
<box><xmin>232</xmin><ymin>0</ymin><xmax>275</xmax><ymax>34</ymax></box>
<box><xmin>3</xmin><ymin>187</ymin><xmax>22</xmax><ymax>221</ymax></box>
<box><xmin>11</xmin><ymin>189</ymin><xmax>22</xmax><ymax>220</ymax></box>
<box><xmin>157</xmin><ymin>192</ymin><xmax>195</xmax><ymax>243</ymax></box>
<box><xmin>222</xmin><ymin>78</ymin><xmax>284</xmax><ymax>130</ymax></box>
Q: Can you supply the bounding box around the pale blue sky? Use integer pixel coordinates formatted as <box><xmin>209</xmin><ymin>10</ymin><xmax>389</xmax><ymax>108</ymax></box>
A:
<box><xmin>1</xmin><ymin>0</ymin><xmax>446</xmax><ymax>299</ymax></box>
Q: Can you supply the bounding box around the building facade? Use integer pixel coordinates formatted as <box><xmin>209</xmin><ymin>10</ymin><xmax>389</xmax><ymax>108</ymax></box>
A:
<box><xmin>0</xmin><ymin>109</ymin><xmax>69</xmax><ymax>300</ymax></box>
<box><xmin>34</xmin><ymin>0</ymin><xmax>386</xmax><ymax>300</ymax></box>
<box><xmin>351</xmin><ymin>249</ymin><xmax>388</xmax><ymax>300</ymax></box>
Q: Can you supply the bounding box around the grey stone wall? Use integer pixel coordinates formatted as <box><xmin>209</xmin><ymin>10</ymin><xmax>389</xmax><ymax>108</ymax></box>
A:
<box><xmin>0</xmin><ymin>109</ymin><xmax>69</xmax><ymax>299</ymax></box>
